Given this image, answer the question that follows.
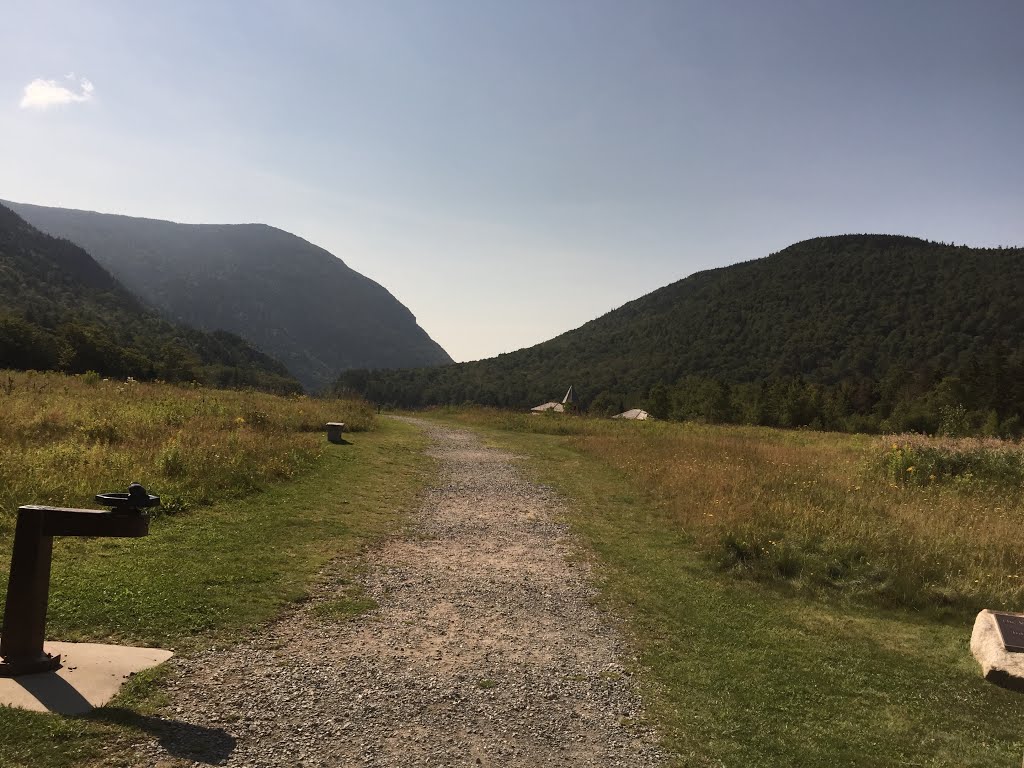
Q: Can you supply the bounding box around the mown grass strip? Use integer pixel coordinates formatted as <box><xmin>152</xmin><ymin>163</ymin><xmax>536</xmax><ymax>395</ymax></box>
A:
<box><xmin>0</xmin><ymin>417</ymin><xmax>433</xmax><ymax>768</ymax></box>
<box><xmin>446</xmin><ymin>418</ymin><xmax>1024</xmax><ymax>767</ymax></box>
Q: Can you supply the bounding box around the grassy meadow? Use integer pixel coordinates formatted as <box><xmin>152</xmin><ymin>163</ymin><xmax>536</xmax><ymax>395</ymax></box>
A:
<box><xmin>0</xmin><ymin>369</ymin><xmax>375</xmax><ymax>527</ymax></box>
<box><xmin>428</xmin><ymin>408</ymin><xmax>1024</xmax><ymax>766</ymax></box>
<box><xmin>3</xmin><ymin>370</ymin><xmax>1023</xmax><ymax>766</ymax></box>
<box><xmin>438</xmin><ymin>408</ymin><xmax>1024</xmax><ymax>615</ymax></box>
<box><xmin>0</xmin><ymin>371</ymin><xmax>433</xmax><ymax>768</ymax></box>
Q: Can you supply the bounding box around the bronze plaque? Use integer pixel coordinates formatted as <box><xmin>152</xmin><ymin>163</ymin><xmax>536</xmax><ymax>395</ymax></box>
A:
<box><xmin>992</xmin><ymin>612</ymin><xmax>1024</xmax><ymax>652</ymax></box>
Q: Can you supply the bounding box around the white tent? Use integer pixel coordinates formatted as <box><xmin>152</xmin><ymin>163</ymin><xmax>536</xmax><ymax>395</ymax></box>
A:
<box><xmin>530</xmin><ymin>402</ymin><xmax>564</xmax><ymax>413</ymax></box>
<box><xmin>531</xmin><ymin>385</ymin><xmax>577</xmax><ymax>413</ymax></box>
<box><xmin>612</xmin><ymin>408</ymin><xmax>650</xmax><ymax>420</ymax></box>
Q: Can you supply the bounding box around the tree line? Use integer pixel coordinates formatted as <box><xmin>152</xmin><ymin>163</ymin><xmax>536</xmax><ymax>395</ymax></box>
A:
<box><xmin>335</xmin><ymin>234</ymin><xmax>1024</xmax><ymax>437</ymax></box>
<box><xmin>0</xmin><ymin>203</ymin><xmax>301</xmax><ymax>393</ymax></box>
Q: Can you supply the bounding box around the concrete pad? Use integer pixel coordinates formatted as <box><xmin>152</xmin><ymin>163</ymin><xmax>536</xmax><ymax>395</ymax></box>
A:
<box><xmin>0</xmin><ymin>642</ymin><xmax>172</xmax><ymax>715</ymax></box>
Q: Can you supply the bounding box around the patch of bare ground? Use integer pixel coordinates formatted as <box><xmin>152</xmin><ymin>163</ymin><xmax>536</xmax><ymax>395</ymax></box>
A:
<box><xmin>131</xmin><ymin>419</ymin><xmax>667</xmax><ymax>767</ymax></box>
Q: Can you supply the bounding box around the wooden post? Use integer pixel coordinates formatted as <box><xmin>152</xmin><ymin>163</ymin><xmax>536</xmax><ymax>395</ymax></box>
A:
<box><xmin>0</xmin><ymin>508</ymin><xmax>58</xmax><ymax>675</ymax></box>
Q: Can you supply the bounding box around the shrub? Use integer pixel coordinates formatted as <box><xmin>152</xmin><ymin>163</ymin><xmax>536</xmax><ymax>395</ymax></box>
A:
<box><xmin>878</xmin><ymin>434</ymin><xmax>1024</xmax><ymax>490</ymax></box>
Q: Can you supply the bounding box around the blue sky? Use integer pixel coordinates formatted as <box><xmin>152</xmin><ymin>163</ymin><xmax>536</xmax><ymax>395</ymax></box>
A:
<box><xmin>3</xmin><ymin>1</ymin><xmax>1022</xmax><ymax>362</ymax></box>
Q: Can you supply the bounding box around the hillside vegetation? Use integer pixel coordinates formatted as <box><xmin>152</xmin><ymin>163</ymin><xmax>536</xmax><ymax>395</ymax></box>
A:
<box><xmin>0</xmin><ymin>204</ymin><xmax>300</xmax><ymax>392</ymax></box>
<box><xmin>341</xmin><ymin>235</ymin><xmax>1024</xmax><ymax>435</ymax></box>
<box><xmin>6</xmin><ymin>200</ymin><xmax>453</xmax><ymax>391</ymax></box>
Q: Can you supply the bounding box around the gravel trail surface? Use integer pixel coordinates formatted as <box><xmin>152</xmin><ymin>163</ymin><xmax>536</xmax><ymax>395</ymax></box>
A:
<box><xmin>132</xmin><ymin>419</ymin><xmax>667</xmax><ymax>767</ymax></box>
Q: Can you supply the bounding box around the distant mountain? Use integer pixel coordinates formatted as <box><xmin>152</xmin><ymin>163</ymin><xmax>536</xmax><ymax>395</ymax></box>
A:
<box><xmin>0</xmin><ymin>203</ymin><xmax>301</xmax><ymax>392</ymax></box>
<box><xmin>336</xmin><ymin>235</ymin><xmax>1024</xmax><ymax>434</ymax></box>
<box><xmin>6</xmin><ymin>201</ymin><xmax>453</xmax><ymax>392</ymax></box>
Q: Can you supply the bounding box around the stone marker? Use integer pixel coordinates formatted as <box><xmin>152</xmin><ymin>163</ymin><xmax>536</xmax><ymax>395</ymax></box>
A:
<box><xmin>993</xmin><ymin>611</ymin><xmax>1024</xmax><ymax>652</ymax></box>
<box><xmin>326</xmin><ymin>422</ymin><xmax>346</xmax><ymax>444</ymax></box>
<box><xmin>971</xmin><ymin>609</ymin><xmax>1024</xmax><ymax>692</ymax></box>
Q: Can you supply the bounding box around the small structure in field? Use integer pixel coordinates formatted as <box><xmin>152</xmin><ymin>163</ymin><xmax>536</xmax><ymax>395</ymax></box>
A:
<box><xmin>530</xmin><ymin>385</ymin><xmax>578</xmax><ymax>415</ymax></box>
<box><xmin>530</xmin><ymin>401</ymin><xmax>564</xmax><ymax>414</ymax></box>
<box><xmin>562</xmin><ymin>385</ymin><xmax>576</xmax><ymax>406</ymax></box>
<box><xmin>326</xmin><ymin>422</ymin><xmax>347</xmax><ymax>443</ymax></box>
<box><xmin>0</xmin><ymin>484</ymin><xmax>172</xmax><ymax>713</ymax></box>
<box><xmin>613</xmin><ymin>408</ymin><xmax>650</xmax><ymax>420</ymax></box>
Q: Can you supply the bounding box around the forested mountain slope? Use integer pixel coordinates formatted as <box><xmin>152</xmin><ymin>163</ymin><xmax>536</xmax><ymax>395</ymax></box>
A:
<box><xmin>337</xmin><ymin>235</ymin><xmax>1024</xmax><ymax>434</ymax></box>
<box><xmin>6</xmin><ymin>201</ymin><xmax>453</xmax><ymax>391</ymax></box>
<box><xmin>0</xmin><ymin>203</ymin><xmax>300</xmax><ymax>392</ymax></box>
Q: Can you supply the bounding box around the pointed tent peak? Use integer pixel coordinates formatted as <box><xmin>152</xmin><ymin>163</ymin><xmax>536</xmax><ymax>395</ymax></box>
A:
<box><xmin>562</xmin><ymin>385</ymin><xmax>576</xmax><ymax>405</ymax></box>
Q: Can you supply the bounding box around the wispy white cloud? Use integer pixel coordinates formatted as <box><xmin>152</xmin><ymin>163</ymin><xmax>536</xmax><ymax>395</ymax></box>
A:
<box><xmin>19</xmin><ymin>74</ymin><xmax>94</xmax><ymax>110</ymax></box>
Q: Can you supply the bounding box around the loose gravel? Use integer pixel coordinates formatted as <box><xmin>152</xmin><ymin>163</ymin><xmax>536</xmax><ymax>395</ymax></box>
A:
<box><xmin>130</xmin><ymin>419</ymin><xmax>668</xmax><ymax>767</ymax></box>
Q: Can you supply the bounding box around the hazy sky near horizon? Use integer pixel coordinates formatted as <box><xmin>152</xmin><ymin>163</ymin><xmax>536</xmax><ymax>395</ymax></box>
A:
<box><xmin>3</xmin><ymin>1</ymin><xmax>1022</xmax><ymax>362</ymax></box>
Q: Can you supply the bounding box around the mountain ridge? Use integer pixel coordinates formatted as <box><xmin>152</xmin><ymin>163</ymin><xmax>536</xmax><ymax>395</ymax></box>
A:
<box><xmin>0</xmin><ymin>202</ymin><xmax>301</xmax><ymax>392</ymax></box>
<box><xmin>336</xmin><ymin>233</ymin><xmax>1024</xmax><ymax>434</ymax></box>
<box><xmin>5</xmin><ymin>200</ymin><xmax>453</xmax><ymax>391</ymax></box>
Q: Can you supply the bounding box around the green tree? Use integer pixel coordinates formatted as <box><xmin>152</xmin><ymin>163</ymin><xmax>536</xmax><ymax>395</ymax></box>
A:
<box><xmin>588</xmin><ymin>390</ymin><xmax>622</xmax><ymax>417</ymax></box>
<box><xmin>647</xmin><ymin>382</ymin><xmax>670</xmax><ymax>420</ymax></box>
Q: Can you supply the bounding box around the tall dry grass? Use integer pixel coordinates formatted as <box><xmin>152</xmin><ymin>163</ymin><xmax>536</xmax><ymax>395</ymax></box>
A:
<box><xmin>443</xmin><ymin>408</ymin><xmax>1024</xmax><ymax>613</ymax></box>
<box><xmin>0</xmin><ymin>370</ymin><xmax>374</xmax><ymax>531</ymax></box>
<box><xmin>589</xmin><ymin>426</ymin><xmax>1024</xmax><ymax>610</ymax></box>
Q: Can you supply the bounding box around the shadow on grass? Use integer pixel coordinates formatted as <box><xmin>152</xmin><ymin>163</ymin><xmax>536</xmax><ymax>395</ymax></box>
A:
<box><xmin>89</xmin><ymin>708</ymin><xmax>235</xmax><ymax>765</ymax></box>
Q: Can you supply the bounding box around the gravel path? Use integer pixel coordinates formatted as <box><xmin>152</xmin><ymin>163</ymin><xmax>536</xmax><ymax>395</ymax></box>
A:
<box><xmin>131</xmin><ymin>419</ymin><xmax>667</xmax><ymax>767</ymax></box>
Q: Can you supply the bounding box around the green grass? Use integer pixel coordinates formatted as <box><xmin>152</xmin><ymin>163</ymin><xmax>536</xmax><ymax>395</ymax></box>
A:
<box><xmin>0</xmin><ymin>369</ymin><xmax>376</xmax><ymax>528</ymax></box>
<box><xmin>431</xmin><ymin>413</ymin><xmax>1024</xmax><ymax>766</ymax></box>
<box><xmin>313</xmin><ymin>576</ymin><xmax>380</xmax><ymax>623</ymax></box>
<box><xmin>879</xmin><ymin>434</ymin><xmax>1024</xmax><ymax>491</ymax></box>
<box><xmin>430</xmin><ymin>409</ymin><xmax>1024</xmax><ymax>615</ymax></box>
<box><xmin>0</xmin><ymin>417</ymin><xmax>433</xmax><ymax>768</ymax></box>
